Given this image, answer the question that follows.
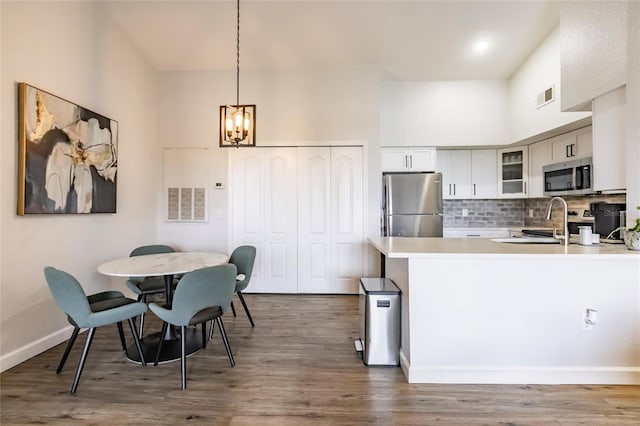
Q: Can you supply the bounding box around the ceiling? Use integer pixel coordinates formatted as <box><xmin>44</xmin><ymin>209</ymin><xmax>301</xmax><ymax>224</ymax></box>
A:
<box><xmin>102</xmin><ymin>0</ymin><xmax>560</xmax><ymax>81</ymax></box>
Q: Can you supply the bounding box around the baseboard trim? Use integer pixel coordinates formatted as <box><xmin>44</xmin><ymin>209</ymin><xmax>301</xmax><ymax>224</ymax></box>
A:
<box><xmin>0</xmin><ymin>325</ymin><xmax>73</xmax><ymax>373</ymax></box>
<box><xmin>402</xmin><ymin>364</ymin><xmax>640</xmax><ymax>385</ymax></box>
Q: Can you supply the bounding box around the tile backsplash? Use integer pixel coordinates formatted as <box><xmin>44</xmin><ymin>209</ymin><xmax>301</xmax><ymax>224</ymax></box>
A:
<box><xmin>444</xmin><ymin>199</ymin><xmax>525</xmax><ymax>228</ymax></box>
<box><xmin>444</xmin><ymin>194</ymin><xmax>626</xmax><ymax>229</ymax></box>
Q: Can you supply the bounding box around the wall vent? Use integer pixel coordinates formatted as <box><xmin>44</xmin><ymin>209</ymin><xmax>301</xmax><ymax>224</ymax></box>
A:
<box><xmin>536</xmin><ymin>85</ymin><xmax>555</xmax><ymax>109</ymax></box>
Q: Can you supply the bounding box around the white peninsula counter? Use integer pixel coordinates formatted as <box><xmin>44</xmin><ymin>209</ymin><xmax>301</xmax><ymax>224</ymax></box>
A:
<box><xmin>368</xmin><ymin>236</ymin><xmax>640</xmax><ymax>385</ymax></box>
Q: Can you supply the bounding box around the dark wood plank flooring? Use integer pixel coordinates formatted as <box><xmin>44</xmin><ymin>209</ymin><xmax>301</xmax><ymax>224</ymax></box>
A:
<box><xmin>1</xmin><ymin>294</ymin><xmax>639</xmax><ymax>425</ymax></box>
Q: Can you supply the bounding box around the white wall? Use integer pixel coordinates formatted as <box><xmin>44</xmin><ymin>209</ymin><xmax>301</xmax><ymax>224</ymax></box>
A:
<box><xmin>0</xmin><ymin>1</ymin><xmax>159</xmax><ymax>371</ymax></box>
<box><xmin>156</xmin><ymin>67</ymin><xmax>382</xmax><ymax>272</ymax></box>
<box><xmin>508</xmin><ymin>27</ymin><xmax>591</xmax><ymax>144</ymax></box>
<box><xmin>380</xmin><ymin>80</ymin><xmax>509</xmax><ymax>146</ymax></box>
<box><xmin>560</xmin><ymin>1</ymin><xmax>628</xmax><ymax>112</ymax></box>
<box><xmin>625</xmin><ymin>2</ymin><xmax>640</xmax><ymax>223</ymax></box>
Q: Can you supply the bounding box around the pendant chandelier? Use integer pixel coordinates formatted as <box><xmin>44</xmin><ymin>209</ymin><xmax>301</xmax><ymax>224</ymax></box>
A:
<box><xmin>220</xmin><ymin>0</ymin><xmax>256</xmax><ymax>147</ymax></box>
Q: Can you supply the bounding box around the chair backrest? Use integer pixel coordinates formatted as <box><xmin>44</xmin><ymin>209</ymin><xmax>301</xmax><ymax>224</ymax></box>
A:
<box><xmin>43</xmin><ymin>267</ymin><xmax>92</xmax><ymax>327</ymax></box>
<box><xmin>129</xmin><ymin>244</ymin><xmax>175</xmax><ymax>257</ymax></box>
<box><xmin>229</xmin><ymin>245</ymin><xmax>256</xmax><ymax>291</ymax></box>
<box><xmin>169</xmin><ymin>264</ymin><xmax>237</xmax><ymax>325</ymax></box>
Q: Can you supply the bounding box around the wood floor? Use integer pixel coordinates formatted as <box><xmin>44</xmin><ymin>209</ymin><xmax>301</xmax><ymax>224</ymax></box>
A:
<box><xmin>1</xmin><ymin>294</ymin><xmax>639</xmax><ymax>425</ymax></box>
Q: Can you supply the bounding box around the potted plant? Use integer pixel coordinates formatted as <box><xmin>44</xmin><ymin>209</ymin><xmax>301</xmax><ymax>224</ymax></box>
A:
<box><xmin>623</xmin><ymin>206</ymin><xmax>640</xmax><ymax>251</ymax></box>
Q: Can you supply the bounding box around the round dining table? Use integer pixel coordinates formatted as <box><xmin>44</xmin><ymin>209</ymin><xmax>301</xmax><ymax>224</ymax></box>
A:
<box><xmin>97</xmin><ymin>251</ymin><xmax>229</xmax><ymax>364</ymax></box>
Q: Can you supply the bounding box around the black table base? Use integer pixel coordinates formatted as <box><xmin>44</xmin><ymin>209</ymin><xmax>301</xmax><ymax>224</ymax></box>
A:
<box><xmin>125</xmin><ymin>327</ymin><xmax>203</xmax><ymax>365</ymax></box>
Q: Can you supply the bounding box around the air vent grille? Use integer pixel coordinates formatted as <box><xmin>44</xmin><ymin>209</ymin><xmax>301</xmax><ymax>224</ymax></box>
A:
<box><xmin>536</xmin><ymin>85</ymin><xmax>555</xmax><ymax>109</ymax></box>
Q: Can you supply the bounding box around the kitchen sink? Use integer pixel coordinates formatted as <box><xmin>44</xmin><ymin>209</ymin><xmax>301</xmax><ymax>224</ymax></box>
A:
<box><xmin>490</xmin><ymin>237</ymin><xmax>559</xmax><ymax>244</ymax></box>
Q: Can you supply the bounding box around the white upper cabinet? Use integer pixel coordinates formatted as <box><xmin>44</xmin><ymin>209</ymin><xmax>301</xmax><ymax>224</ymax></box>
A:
<box><xmin>497</xmin><ymin>147</ymin><xmax>529</xmax><ymax>198</ymax></box>
<box><xmin>437</xmin><ymin>150</ymin><xmax>471</xmax><ymax>199</ymax></box>
<box><xmin>381</xmin><ymin>147</ymin><xmax>435</xmax><ymax>172</ymax></box>
<box><xmin>528</xmin><ymin>139</ymin><xmax>552</xmax><ymax>198</ymax></box>
<box><xmin>436</xmin><ymin>149</ymin><xmax>496</xmax><ymax>199</ymax></box>
<box><xmin>560</xmin><ymin>1</ymin><xmax>627</xmax><ymax>111</ymax></box>
<box><xmin>550</xmin><ymin>126</ymin><xmax>592</xmax><ymax>162</ymax></box>
<box><xmin>471</xmin><ymin>150</ymin><xmax>497</xmax><ymax>199</ymax></box>
<box><xmin>592</xmin><ymin>87</ymin><xmax>626</xmax><ymax>192</ymax></box>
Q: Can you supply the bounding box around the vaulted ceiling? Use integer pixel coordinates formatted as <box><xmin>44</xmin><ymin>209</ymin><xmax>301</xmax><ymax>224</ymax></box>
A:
<box><xmin>103</xmin><ymin>0</ymin><xmax>560</xmax><ymax>80</ymax></box>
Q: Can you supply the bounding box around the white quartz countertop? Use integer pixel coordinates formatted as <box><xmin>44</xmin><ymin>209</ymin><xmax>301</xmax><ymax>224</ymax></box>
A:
<box><xmin>368</xmin><ymin>236</ymin><xmax>640</xmax><ymax>259</ymax></box>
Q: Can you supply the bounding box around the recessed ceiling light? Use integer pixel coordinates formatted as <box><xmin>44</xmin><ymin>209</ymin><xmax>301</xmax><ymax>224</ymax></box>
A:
<box><xmin>474</xmin><ymin>39</ymin><xmax>490</xmax><ymax>53</ymax></box>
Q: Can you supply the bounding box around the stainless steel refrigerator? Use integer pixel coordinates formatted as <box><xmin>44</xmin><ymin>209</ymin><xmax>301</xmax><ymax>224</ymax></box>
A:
<box><xmin>382</xmin><ymin>172</ymin><xmax>443</xmax><ymax>237</ymax></box>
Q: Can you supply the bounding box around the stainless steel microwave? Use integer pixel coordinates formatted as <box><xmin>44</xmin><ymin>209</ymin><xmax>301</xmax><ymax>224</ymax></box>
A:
<box><xmin>543</xmin><ymin>157</ymin><xmax>593</xmax><ymax>196</ymax></box>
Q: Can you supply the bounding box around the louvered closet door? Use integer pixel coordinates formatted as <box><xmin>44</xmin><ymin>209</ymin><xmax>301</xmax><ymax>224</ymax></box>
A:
<box><xmin>230</xmin><ymin>148</ymin><xmax>298</xmax><ymax>293</ymax></box>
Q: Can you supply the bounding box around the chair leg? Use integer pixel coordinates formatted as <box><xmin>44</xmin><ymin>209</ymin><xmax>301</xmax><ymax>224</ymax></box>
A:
<box><xmin>180</xmin><ymin>325</ymin><xmax>187</xmax><ymax>390</ymax></box>
<box><xmin>215</xmin><ymin>317</ymin><xmax>235</xmax><ymax>367</ymax></box>
<box><xmin>201</xmin><ymin>321</ymin><xmax>207</xmax><ymax>349</ymax></box>
<box><xmin>138</xmin><ymin>295</ymin><xmax>147</xmax><ymax>337</ymax></box>
<box><xmin>117</xmin><ymin>321</ymin><xmax>127</xmax><ymax>351</ymax></box>
<box><xmin>127</xmin><ymin>318</ymin><xmax>146</xmax><ymax>367</ymax></box>
<box><xmin>154</xmin><ymin>322</ymin><xmax>168</xmax><ymax>366</ymax></box>
<box><xmin>237</xmin><ymin>291</ymin><xmax>255</xmax><ymax>327</ymax></box>
<box><xmin>208</xmin><ymin>319</ymin><xmax>216</xmax><ymax>341</ymax></box>
<box><xmin>57</xmin><ymin>326</ymin><xmax>80</xmax><ymax>374</ymax></box>
<box><xmin>230</xmin><ymin>300</ymin><xmax>237</xmax><ymax>317</ymax></box>
<box><xmin>70</xmin><ymin>327</ymin><xmax>96</xmax><ymax>394</ymax></box>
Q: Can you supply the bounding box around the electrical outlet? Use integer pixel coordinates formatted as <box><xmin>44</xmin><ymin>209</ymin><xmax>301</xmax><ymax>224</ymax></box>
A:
<box><xmin>529</xmin><ymin>209</ymin><xmax>534</xmax><ymax>218</ymax></box>
<box><xmin>462</xmin><ymin>208</ymin><xmax>469</xmax><ymax>217</ymax></box>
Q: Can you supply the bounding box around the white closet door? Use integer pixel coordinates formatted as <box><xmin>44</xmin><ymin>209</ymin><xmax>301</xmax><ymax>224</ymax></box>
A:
<box><xmin>297</xmin><ymin>147</ymin><xmax>332</xmax><ymax>293</ymax></box>
<box><xmin>330</xmin><ymin>147</ymin><xmax>364</xmax><ymax>293</ymax></box>
<box><xmin>263</xmin><ymin>148</ymin><xmax>298</xmax><ymax>293</ymax></box>
<box><xmin>298</xmin><ymin>146</ymin><xmax>364</xmax><ymax>294</ymax></box>
<box><xmin>229</xmin><ymin>149</ymin><xmax>266</xmax><ymax>292</ymax></box>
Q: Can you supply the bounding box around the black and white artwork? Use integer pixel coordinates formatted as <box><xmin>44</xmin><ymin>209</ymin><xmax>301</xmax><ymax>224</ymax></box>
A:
<box><xmin>17</xmin><ymin>83</ymin><xmax>118</xmax><ymax>214</ymax></box>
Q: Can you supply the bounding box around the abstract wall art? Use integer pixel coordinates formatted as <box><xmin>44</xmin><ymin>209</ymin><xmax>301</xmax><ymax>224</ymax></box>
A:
<box><xmin>17</xmin><ymin>83</ymin><xmax>118</xmax><ymax>215</ymax></box>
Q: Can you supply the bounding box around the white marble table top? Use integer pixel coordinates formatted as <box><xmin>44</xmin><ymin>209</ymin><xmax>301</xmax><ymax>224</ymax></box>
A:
<box><xmin>97</xmin><ymin>251</ymin><xmax>229</xmax><ymax>278</ymax></box>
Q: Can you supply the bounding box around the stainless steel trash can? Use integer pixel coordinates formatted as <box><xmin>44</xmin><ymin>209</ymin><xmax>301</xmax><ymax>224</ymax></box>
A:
<box><xmin>357</xmin><ymin>278</ymin><xmax>400</xmax><ymax>366</ymax></box>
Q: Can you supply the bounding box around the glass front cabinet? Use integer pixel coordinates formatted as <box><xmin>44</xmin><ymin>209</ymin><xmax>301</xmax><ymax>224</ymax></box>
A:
<box><xmin>497</xmin><ymin>147</ymin><xmax>528</xmax><ymax>198</ymax></box>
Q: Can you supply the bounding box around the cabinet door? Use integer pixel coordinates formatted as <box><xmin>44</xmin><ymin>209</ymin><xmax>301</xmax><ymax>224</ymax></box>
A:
<box><xmin>407</xmin><ymin>148</ymin><xmax>436</xmax><ymax>172</ymax></box>
<box><xmin>498</xmin><ymin>147</ymin><xmax>528</xmax><ymax>198</ymax></box>
<box><xmin>436</xmin><ymin>150</ymin><xmax>471</xmax><ymax>199</ymax></box>
<box><xmin>575</xmin><ymin>127</ymin><xmax>592</xmax><ymax>159</ymax></box>
<box><xmin>381</xmin><ymin>148</ymin><xmax>408</xmax><ymax>172</ymax></box>
<box><xmin>593</xmin><ymin>89</ymin><xmax>625</xmax><ymax>191</ymax></box>
<box><xmin>551</xmin><ymin>133</ymin><xmax>575</xmax><ymax>161</ymax></box>
<box><xmin>528</xmin><ymin>140</ymin><xmax>551</xmax><ymax>198</ymax></box>
<box><xmin>471</xmin><ymin>149</ymin><xmax>497</xmax><ymax>198</ymax></box>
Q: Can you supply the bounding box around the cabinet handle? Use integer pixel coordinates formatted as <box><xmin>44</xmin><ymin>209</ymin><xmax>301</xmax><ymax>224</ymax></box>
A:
<box><xmin>409</xmin><ymin>155</ymin><xmax>413</xmax><ymax>169</ymax></box>
<box><xmin>524</xmin><ymin>181</ymin><xmax>527</xmax><ymax>194</ymax></box>
<box><xmin>571</xmin><ymin>143</ymin><xmax>576</xmax><ymax>157</ymax></box>
<box><xmin>453</xmin><ymin>183</ymin><xmax>456</xmax><ymax>195</ymax></box>
<box><xmin>405</xmin><ymin>155</ymin><xmax>408</xmax><ymax>169</ymax></box>
<box><xmin>449</xmin><ymin>184</ymin><xmax>452</xmax><ymax>195</ymax></box>
<box><xmin>473</xmin><ymin>183</ymin><xmax>476</xmax><ymax>196</ymax></box>
<box><xmin>566</xmin><ymin>145</ymin><xmax>570</xmax><ymax>158</ymax></box>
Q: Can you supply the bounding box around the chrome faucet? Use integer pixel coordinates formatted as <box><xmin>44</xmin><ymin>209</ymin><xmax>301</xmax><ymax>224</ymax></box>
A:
<box><xmin>545</xmin><ymin>196</ymin><xmax>569</xmax><ymax>247</ymax></box>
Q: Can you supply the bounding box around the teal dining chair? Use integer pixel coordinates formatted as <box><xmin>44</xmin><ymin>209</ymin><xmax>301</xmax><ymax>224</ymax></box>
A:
<box><xmin>125</xmin><ymin>244</ymin><xmax>176</xmax><ymax>336</ymax></box>
<box><xmin>56</xmin><ymin>290</ymin><xmax>135</xmax><ymax>374</ymax></box>
<box><xmin>228</xmin><ymin>245</ymin><xmax>257</xmax><ymax>327</ymax></box>
<box><xmin>44</xmin><ymin>266</ymin><xmax>148</xmax><ymax>394</ymax></box>
<box><xmin>149</xmin><ymin>264</ymin><xmax>237</xmax><ymax>390</ymax></box>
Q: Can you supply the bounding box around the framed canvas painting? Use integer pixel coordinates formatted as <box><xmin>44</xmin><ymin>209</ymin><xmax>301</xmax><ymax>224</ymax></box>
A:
<box><xmin>17</xmin><ymin>83</ymin><xmax>118</xmax><ymax>214</ymax></box>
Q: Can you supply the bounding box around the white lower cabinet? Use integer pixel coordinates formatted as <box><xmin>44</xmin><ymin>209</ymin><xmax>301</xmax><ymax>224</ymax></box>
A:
<box><xmin>230</xmin><ymin>146</ymin><xmax>364</xmax><ymax>294</ymax></box>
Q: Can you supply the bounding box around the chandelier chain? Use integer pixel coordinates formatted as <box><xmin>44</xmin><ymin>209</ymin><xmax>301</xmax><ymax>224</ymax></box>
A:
<box><xmin>236</xmin><ymin>0</ymin><xmax>240</xmax><ymax>106</ymax></box>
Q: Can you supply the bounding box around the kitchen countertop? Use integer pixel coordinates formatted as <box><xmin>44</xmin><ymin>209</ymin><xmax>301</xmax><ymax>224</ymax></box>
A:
<box><xmin>368</xmin><ymin>236</ymin><xmax>640</xmax><ymax>259</ymax></box>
